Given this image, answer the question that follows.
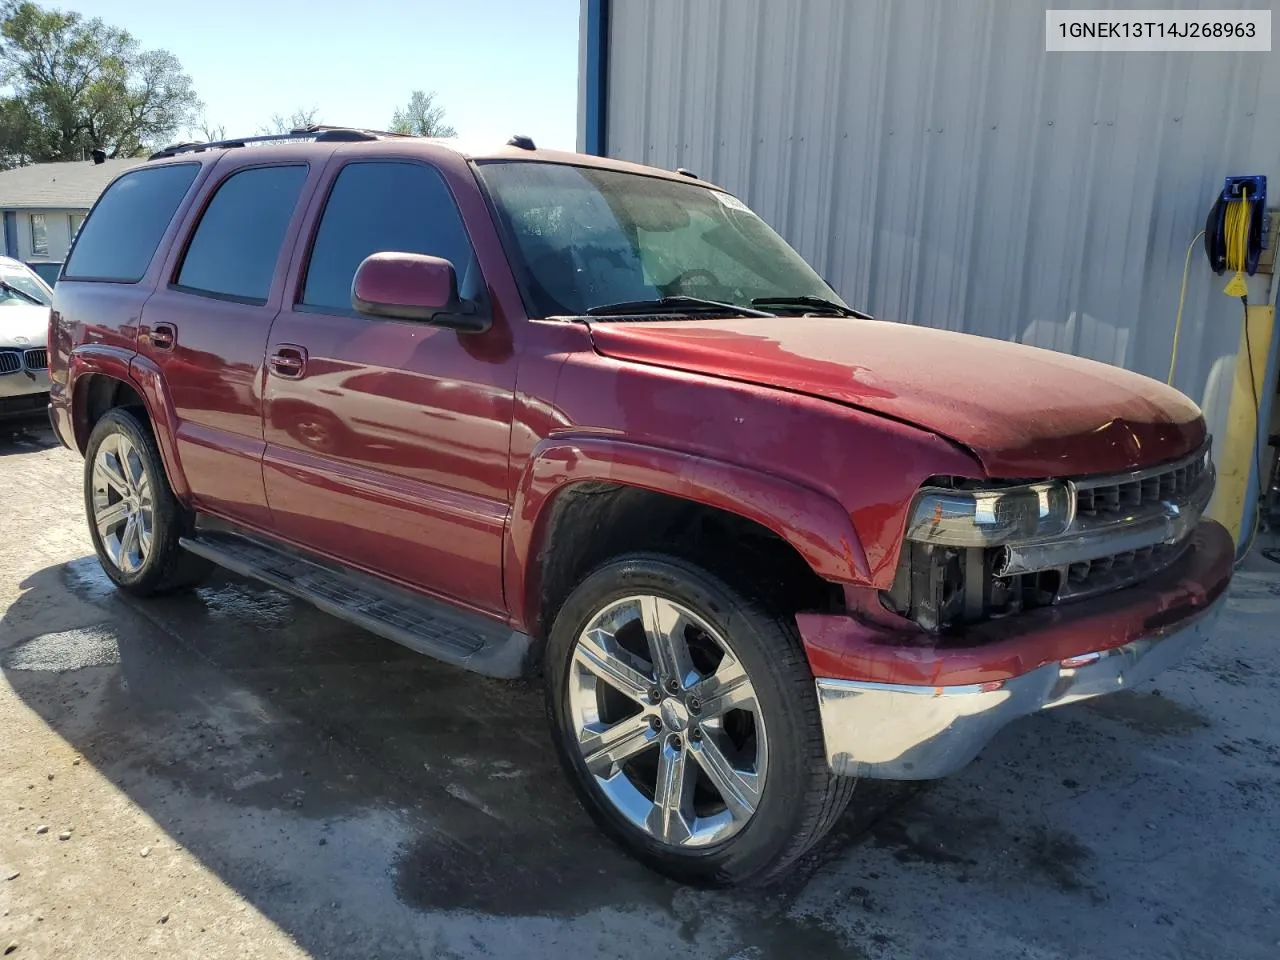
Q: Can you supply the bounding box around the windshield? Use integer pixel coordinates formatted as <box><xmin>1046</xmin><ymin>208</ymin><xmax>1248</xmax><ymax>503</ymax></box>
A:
<box><xmin>0</xmin><ymin>265</ymin><xmax>51</xmax><ymax>307</ymax></box>
<box><xmin>476</xmin><ymin>161</ymin><xmax>842</xmax><ymax>317</ymax></box>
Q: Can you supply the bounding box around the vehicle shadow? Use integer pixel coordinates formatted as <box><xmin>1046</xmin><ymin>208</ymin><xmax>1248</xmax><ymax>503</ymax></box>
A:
<box><xmin>5</xmin><ymin>553</ymin><xmax>1277</xmax><ymax>958</ymax></box>
<box><xmin>0</xmin><ymin>556</ymin><xmax>909</xmax><ymax>959</ymax></box>
<box><xmin>0</xmin><ymin>420</ymin><xmax>59</xmax><ymax>454</ymax></box>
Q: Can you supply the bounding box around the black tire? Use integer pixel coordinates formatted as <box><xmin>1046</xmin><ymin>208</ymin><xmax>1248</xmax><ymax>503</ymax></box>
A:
<box><xmin>83</xmin><ymin>407</ymin><xmax>213</xmax><ymax>596</ymax></box>
<box><xmin>544</xmin><ymin>553</ymin><xmax>856</xmax><ymax>886</ymax></box>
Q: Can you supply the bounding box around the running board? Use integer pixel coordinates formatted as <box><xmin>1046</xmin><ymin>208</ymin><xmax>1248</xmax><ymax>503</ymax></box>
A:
<box><xmin>178</xmin><ymin>527</ymin><xmax>531</xmax><ymax>679</ymax></box>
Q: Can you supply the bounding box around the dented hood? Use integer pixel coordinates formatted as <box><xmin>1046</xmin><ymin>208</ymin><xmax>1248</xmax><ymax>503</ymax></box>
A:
<box><xmin>586</xmin><ymin>315</ymin><xmax>1206</xmax><ymax>478</ymax></box>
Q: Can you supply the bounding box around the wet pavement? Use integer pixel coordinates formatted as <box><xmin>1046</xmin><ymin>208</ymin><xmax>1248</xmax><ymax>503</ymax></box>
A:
<box><xmin>1</xmin><ymin>422</ymin><xmax>1279</xmax><ymax>959</ymax></box>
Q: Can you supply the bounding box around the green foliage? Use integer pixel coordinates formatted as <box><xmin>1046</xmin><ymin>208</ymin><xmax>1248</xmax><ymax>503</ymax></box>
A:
<box><xmin>389</xmin><ymin>90</ymin><xmax>456</xmax><ymax>138</ymax></box>
<box><xmin>0</xmin><ymin>0</ymin><xmax>200</xmax><ymax>167</ymax></box>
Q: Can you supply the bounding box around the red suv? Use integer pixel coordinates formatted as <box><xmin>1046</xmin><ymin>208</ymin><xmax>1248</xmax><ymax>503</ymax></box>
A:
<box><xmin>48</xmin><ymin>128</ymin><xmax>1232</xmax><ymax>886</ymax></box>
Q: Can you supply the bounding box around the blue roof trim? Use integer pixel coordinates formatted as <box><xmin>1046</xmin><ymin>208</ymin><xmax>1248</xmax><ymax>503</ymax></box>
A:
<box><xmin>2</xmin><ymin>211</ymin><xmax>16</xmax><ymax>260</ymax></box>
<box><xmin>585</xmin><ymin>0</ymin><xmax>609</xmax><ymax>156</ymax></box>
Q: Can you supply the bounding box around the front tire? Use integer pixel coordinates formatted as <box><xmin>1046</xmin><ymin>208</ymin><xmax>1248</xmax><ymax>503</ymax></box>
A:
<box><xmin>545</xmin><ymin>553</ymin><xmax>855</xmax><ymax>886</ymax></box>
<box><xmin>84</xmin><ymin>407</ymin><xmax>212</xmax><ymax>596</ymax></box>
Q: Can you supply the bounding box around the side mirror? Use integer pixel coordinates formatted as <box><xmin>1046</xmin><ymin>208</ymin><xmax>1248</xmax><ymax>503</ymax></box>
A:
<box><xmin>350</xmin><ymin>252</ymin><xmax>490</xmax><ymax>332</ymax></box>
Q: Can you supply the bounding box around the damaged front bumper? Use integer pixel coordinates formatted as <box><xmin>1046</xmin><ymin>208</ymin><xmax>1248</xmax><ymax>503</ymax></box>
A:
<box><xmin>805</xmin><ymin>519</ymin><xmax>1232</xmax><ymax>780</ymax></box>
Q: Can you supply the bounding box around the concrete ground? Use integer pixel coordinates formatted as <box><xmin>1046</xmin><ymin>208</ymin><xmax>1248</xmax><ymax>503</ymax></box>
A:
<box><xmin>1</xmin><ymin>422</ymin><xmax>1278</xmax><ymax>960</ymax></box>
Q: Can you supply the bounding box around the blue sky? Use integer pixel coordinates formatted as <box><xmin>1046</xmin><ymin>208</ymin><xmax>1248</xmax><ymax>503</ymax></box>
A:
<box><xmin>70</xmin><ymin>0</ymin><xmax>581</xmax><ymax>149</ymax></box>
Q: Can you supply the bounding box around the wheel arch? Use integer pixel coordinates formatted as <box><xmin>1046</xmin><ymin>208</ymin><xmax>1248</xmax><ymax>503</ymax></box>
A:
<box><xmin>68</xmin><ymin>348</ymin><xmax>191</xmax><ymax>501</ymax></box>
<box><xmin>505</xmin><ymin>437</ymin><xmax>868</xmax><ymax>642</ymax></box>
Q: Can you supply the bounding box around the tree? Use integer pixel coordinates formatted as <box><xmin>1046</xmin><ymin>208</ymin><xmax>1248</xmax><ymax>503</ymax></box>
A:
<box><xmin>195</xmin><ymin>115</ymin><xmax>225</xmax><ymax>142</ymax></box>
<box><xmin>0</xmin><ymin>1</ymin><xmax>200</xmax><ymax>166</ymax></box>
<box><xmin>259</xmin><ymin>107</ymin><xmax>318</xmax><ymax>136</ymax></box>
<box><xmin>389</xmin><ymin>90</ymin><xmax>455</xmax><ymax>138</ymax></box>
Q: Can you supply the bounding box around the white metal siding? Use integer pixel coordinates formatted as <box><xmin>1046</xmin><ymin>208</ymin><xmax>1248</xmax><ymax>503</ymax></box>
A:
<box><xmin>13</xmin><ymin>210</ymin><xmax>79</xmax><ymax>262</ymax></box>
<box><xmin>601</xmin><ymin>0</ymin><xmax>1280</xmax><ymax>448</ymax></box>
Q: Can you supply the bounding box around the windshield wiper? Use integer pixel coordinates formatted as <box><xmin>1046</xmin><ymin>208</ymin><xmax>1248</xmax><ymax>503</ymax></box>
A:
<box><xmin>0</xmin><ymin>280</ymin><xmax>43</xmax><ymax>306</ymax></box>
<box><xmin>585</xmin><ymin>296</ymin><xmax>775</xmax><ymax>318</ymax></box>
<box><xmin>750</xmin><ymin>295</ymin><xmax>873</xmax><ymax>319</ymax></box>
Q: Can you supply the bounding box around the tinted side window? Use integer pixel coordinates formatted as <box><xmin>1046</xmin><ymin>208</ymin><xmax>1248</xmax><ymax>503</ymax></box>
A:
<box><xmin>302</xmin><ymin>162</ymin><xmax>474</xmax><ymax>312</ymax></box>
<box><xmin>176</xmin><ymin>165</ymin><xmax>308</xmax><ymax>303</ymax></box>
<box><xmin>64</xmin><ymin>164</ymin><xmax>199</xmax><ymax>282</ymax></box>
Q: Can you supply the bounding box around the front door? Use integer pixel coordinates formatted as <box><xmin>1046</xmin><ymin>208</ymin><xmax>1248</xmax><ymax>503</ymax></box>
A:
<box><xmin>262</xmin><ymin>159</ymin><xmax>517</xmax><ymax>615</ymax></box>
<box><xmin>137</xmin><ymin>161</ymin><xmax>313</xmax><ymax>529</ymax></box>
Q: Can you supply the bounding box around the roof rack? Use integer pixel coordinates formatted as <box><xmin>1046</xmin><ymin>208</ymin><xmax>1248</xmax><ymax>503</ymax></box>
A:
<box><xmin>148</xmin><ymin>125</ymin><xmax>411</xmax><ymax>161</ymax></box>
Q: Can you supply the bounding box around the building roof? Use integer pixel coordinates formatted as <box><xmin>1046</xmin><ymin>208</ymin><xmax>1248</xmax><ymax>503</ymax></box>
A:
<box><xmin>0</xmin><ymin>157</ymin><xmax>145</xmax><ymax>211</ymax></box>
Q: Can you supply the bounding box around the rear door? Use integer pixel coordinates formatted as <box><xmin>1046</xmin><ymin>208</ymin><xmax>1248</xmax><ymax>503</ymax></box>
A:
<box><xmin>136</xmin><ymin>160</ymin><xmax>314</xmax><ymax>528</ymax></box>
<box><xmin>261</xmin><ymin>158</ymin><xmax>518</xmax><ymax>614</ymax></box>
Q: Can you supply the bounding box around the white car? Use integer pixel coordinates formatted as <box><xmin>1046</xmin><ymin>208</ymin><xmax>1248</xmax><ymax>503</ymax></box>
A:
<box><xmin>0</xmin><ymin>256</ymin><xmax>53</xmax><ymax>425</ymax></box>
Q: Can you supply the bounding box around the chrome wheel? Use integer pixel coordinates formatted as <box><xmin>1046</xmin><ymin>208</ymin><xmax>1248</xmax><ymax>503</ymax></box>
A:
<box><xmin>90</xmin><ymin>433</ymin><xmax>154</xmax><ymax>574</ymax></box>
<box><xmin>567</xmin><ymin>595</ymin><xmax>768</xmax><ymax>848</ymax></box>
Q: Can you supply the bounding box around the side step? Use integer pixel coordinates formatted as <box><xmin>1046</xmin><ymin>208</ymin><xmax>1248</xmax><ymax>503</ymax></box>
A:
<box><xmin>179</xmin><ymin>527</ymin><xmax>531</xmax><ymax>679</ymax></box>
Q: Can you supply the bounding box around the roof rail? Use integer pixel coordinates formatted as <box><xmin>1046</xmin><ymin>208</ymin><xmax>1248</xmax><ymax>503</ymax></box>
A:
<box><xmin>148</xmin><ymin>126</ymin><xmax>412</xmax><ymax>161</ymax></box>
<box><xmin>299</xmin><ymin>124</ymin><xmax>412</xmax><ymax>140</ymax></box>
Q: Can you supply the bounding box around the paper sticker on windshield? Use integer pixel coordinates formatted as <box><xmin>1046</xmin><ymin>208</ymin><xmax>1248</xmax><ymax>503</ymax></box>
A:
<box><xmin>713</xmin><ymin>191</ymin><xmax>749</xmax><ymax>212</ymax></box>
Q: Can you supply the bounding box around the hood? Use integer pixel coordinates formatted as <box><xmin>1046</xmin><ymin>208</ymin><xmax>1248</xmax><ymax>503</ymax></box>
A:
<box><xmin>0</xmin><ymin>304</ymin><xmax>50</xmax><ymax>348</ymax></box>
<box><xmin>586</xmin><ymin>315</ymin><xmax>1206</xmax><ymax>478</ymax></box>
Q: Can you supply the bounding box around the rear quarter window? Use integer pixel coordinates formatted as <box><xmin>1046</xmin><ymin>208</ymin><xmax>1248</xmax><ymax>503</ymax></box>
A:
<box><xmin>64</xmin><ymin>164</ymin><xmax>200</xmax><ymax>283</ymax></box>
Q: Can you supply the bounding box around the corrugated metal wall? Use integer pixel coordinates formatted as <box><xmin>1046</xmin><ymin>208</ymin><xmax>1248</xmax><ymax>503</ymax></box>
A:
<box><xmin>598</xmin><ymin>0</ymin><xmax>1280</xmax><ymax>451</ymax></box>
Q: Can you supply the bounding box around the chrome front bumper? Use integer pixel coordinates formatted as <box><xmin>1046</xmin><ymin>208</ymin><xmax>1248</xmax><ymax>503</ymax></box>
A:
<box><xmin>814</xmin><ymin>593</ymin><xmax>1225</xmax><ymax>780</ymax></box>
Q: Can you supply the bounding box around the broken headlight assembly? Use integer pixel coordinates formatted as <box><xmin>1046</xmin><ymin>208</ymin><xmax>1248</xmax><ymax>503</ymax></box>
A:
<box><xmin>903</xmin><ymin>482</ymin><xmax>1074</xmax><ymax>547</ymax></box>
<box><xmin>884</xmin><ymin>480</ymin><xmax>1074</xmax><ymax>632</ymax></box>
<box><xmin>884</xmin><ymin>444</ymin><xmax>1214</xmax><ymax>633</ymax></box>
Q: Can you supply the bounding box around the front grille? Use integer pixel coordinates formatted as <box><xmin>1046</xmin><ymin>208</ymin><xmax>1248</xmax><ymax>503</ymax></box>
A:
<box><xmin>1075</xmin><ymin>449</ymin><xmax>1210</xmax><ymax>517</ymax></box>
<box><xmin>23</xmin><ymin>347</ymin><xmax>47</xmax><ymax>369</ymax></box>
<box><xmin>1059</xmin><ymin>541</ymin><xmax>1190</xmax><ymax>602</ymax></box>
<box><xmin>0</xmin><ymin>350</ymin><xmax>20</xmax><ymax>374</ymax></box>
<box><xmin>1051</xmin><ymin>443</ymin><xmax>1213</xmax><ymax>602</ymax></box>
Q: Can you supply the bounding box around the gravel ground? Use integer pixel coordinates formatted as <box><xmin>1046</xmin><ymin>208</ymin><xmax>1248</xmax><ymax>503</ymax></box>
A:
<box><xmin>1</xmin><ymin>421</ymin><xmax>1278</xmax><ymax>959</ymax></box>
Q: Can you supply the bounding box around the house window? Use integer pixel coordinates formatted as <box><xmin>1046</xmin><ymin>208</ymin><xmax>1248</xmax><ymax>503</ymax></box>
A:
<box><xmin>29</xmin><ymin>214</ymin><xmax>48</xmax><ymax>257</ymax></box>
<box><xmin>70</xmin><ymin>213</ymin><xmax>85</xmax><ymax>239</ymax></box>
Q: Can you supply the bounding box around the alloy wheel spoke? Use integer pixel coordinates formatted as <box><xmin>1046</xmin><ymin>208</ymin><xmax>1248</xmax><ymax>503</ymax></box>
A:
<box><xmin>96</xmin><ymin>450</ymin><xmax>131</xmax><ymax>498</ymax></box>
<box><xmin>94</xmin><ymin>500</ymin><xmax>130</xmax><ymax>538</ymax></box>
<box><xmin>121</xmin><ymin>443</ymin><xmax>145</xmax><ymax>494</ymax></box>
<box><xmin>119</xmin><ymin>514</ymin><xmax>141</xmax><ymax>569</ymax></box>
<box><xmin>647</xmin><ymin>740</ymin><xmax>693</xmax><ymax>844</ymax></box>
<box><xmin>691</xmin><ymin>734</ymin><xmax>761</xmax><ymax>821</ymax></box>
<box><xmin>580</xmin><ymin>713</ymin><xmax>658</xmax><ymax>776</ymax></box>
<box><xmin>104</xmin><ymin>531</ymin><xmax>123</xmax><ymax>568</ymax></box>
<box><xmin>639</xmin><ymin>596</ymin><xmax>698</xmax><ymax>690</ymax></box>
<box><xmin>690</xmin><ymin>654</ymin><xmax>754</xmax><ymax>717</ymax></box>
<box><xmin>575</xmin><ymin>627</ymin><xmax>654</xmax><ymax>704</ymax></box>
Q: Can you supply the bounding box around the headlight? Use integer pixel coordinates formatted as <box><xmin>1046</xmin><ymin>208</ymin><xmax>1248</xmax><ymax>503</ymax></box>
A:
<box><xmin>904</xmin><ymin>481</ymin><xmax>1073</xmax><ymax>547</ymax></box>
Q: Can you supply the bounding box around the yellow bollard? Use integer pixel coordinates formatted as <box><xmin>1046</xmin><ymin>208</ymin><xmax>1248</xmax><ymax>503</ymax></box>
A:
<box><xmin>1207</xmin><ymin>302</ymin><xmax>1274</xmax><ymax>545</ymax></box>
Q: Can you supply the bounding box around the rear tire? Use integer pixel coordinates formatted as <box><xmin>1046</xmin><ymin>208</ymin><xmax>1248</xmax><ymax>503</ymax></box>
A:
<box><xmin>544</xmin><ymin>553</ymin><xmax>855</xmax><ymax>886</ymax></box>
<box><xmin>84</xmin><ymin>407</ymin><xmax>213</xmax><ymax>597</ymax></box>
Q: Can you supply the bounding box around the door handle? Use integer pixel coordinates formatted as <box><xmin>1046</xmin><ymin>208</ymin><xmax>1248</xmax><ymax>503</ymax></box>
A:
<box><xmin>149</xmin><ymin>323</ymin><xmax>176</xmax><ymax>351</ymax></box>
<box><xmin>268</xmin><ymin>345</ymin><xmax>308</xmax><ymax>379</ymax></box>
